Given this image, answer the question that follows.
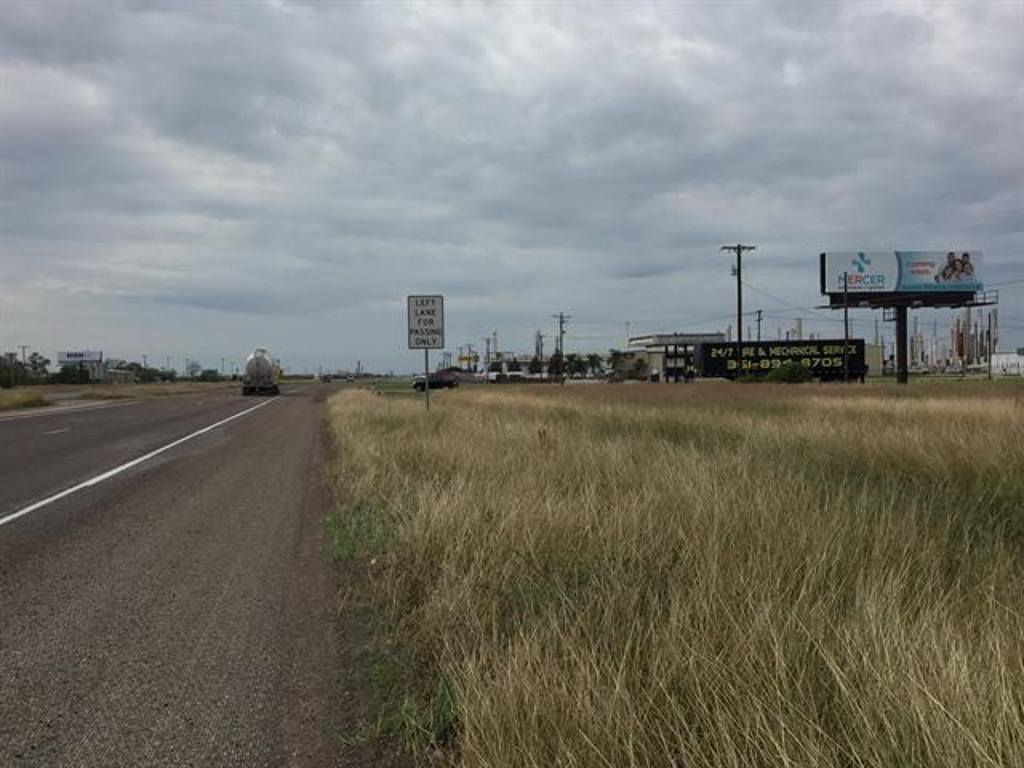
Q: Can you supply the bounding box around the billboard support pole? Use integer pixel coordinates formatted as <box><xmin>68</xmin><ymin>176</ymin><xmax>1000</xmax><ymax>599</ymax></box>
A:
<box><xmin>896</xmin><ymin>306</ymin><xmax>909</xmax><ymax>385</ymax></box>
<box><xmin>843</xmin><ymin>271</ymin><xmax>850</xmax><ymax>383</ymax></box>
<box><xmin>988</xmin><ymin>312</ymin><xmax>994</xmax><ymax>381</ymax></box>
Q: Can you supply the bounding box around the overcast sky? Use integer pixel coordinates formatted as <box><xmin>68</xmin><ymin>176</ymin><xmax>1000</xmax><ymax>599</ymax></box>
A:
<box><xmin>2</xmin><ymin>0</ymin><xmax>1022</xmax><ymax>373</ymax></box>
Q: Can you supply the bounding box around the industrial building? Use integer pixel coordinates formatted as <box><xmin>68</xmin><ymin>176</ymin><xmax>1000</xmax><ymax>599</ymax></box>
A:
<box><xmin>626</xmin><ymin>333</ymin><xmax>725</xmax><ymax>382</ymax></box>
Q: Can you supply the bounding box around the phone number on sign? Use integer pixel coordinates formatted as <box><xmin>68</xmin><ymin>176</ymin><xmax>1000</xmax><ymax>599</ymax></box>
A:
<box><xmin>725</xmin><ymin>357</ymin><xmax>846</xmax><ymax>371</ymax></box>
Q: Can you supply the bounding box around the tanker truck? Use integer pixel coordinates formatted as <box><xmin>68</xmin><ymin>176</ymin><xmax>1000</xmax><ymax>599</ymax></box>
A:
<box><xmin>242</xmin><ymin>348</ymin><xmax>281</xmax><ymax>396</ymax></box>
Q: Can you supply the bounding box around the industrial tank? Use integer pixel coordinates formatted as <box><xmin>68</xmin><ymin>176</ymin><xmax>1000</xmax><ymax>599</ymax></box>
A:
<box><xmin>242</xmin><ymin>348</ymin><xmax>281</xmax><ymax>396</ymax></box>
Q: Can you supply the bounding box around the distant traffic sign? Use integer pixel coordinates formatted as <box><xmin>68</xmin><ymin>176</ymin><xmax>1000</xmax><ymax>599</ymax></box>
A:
<box><xmin>408</xmin><ymin>295</ymin><xmax>444</xmax><ymax>350</ymax></box>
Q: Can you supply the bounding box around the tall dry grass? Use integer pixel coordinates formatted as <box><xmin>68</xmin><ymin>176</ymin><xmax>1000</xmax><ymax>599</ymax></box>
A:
<box><xmin>327</xmin><ymin>383</ymin><xmax>1024</xmax><ymax>767</ymax></box>
<box><xmin>78</xmin><ymin>381</ymin><xmax>236</xmax><ymax>400</ymax></box>
<box><xmin>0</xmin><ymin>390</ymin><xmax>48</xmax><ymax>411</ymax></box>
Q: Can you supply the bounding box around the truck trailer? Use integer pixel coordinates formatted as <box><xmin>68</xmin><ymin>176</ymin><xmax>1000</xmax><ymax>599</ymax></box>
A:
<box><xmin>242</xmin><ymin>348</ymin><xmax>281</xmax><ymax>396</ymax></box>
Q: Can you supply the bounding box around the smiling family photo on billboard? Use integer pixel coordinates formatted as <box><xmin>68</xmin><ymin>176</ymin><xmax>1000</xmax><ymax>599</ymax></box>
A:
<box><xmin>898</xmin><ymin>251</ymin><xmax>982</xmax><ymax>292</ymax></box>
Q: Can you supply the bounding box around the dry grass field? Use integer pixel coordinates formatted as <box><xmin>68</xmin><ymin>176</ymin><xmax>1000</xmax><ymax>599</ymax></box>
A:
<box><xmin>0</xmin><ymin>390</ymin><xmax>49</xmax><ymax>411</ymax></box>
<box><xmin>327</xmin><ymin>382</ymin><xmax>1023</xmax><ymax>767</ymax></box>
<box><xmin>76</xmin><ymin>381</ymin><xmax>237</xmax><ymax>400</ymax></box>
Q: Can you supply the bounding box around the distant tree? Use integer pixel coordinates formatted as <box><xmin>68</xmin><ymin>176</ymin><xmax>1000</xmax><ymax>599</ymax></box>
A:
<box><xmin>507</xmin><ymin>359</ymin><xmax>522</xmax><ymax>373</ymax></box>
<box><xmin>764</xmin><ymin>362</ymin><xmax>814</xmax><ymax>383</ymax></box>
<box><xmin>528</xmin><ymin>356</ymin><xmax>543</xmax><ymax>375</ymax></box>
<box><xmin>27</xmin><ymin>352</ymin><xmax>50</xmax><ymax>381</ymax></box>
<box><xmin>0</xmin><ymin>354</ymin><xmax>25</xmax><ymax>388</ymax></box>
<box><xmin>547</xmin><ymin>350</ymin><xmax>564</xmax><ymax>378</ymax></box>
<box><xmin>49</xmin><ymin>365</ymin><xmax>83</xmax><ymax>384</ymax></box>
<box><xmin>565</xmin><ymin>353</ymin><xmax>587</xmax><ymax>378</ymax></box>
<box><xmin>136</xmin><ymin>367</ymin><xmax>161</xmax><ymax>384</ymax></box>
<box><xmin>123</xmin><ymin>362</ymin><xmax>160</xmax><ymax>383</ymax></box>
<box><xmin>631</xmin><ymin>357</ymin><xmax>648</xmax><ymax>380</ymax></box>
<box><xmin>607</xmin><ymin>349</ymin><xmax>625</xmax><ymax>371</ymax></box>
<box><xmin>586</xmin><ymin>353</ymin><xmax>603</xmax><ymax>377</ymax></box>
<box><xmin>198</xmin><ymin>369</ymin><xmax>222</xmax><ymax>382</ymax></box>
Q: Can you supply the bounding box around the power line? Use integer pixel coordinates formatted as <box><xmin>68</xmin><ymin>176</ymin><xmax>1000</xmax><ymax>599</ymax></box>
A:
<box><xmin>740</xmin><ymin>279</ymin><xmax>832</xmax><ymax>319</ymax></box>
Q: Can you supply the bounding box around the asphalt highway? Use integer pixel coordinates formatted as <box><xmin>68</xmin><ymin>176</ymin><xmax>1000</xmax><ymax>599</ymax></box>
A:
<box><xmin>0</xmin><ymin>384</ymin><xmax>352</xmax><ymax>766</ymax></box>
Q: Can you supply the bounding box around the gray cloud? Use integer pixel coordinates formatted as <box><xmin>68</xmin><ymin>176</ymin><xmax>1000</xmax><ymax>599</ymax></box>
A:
<box><xmin>1</xmin><ymin>0</ymin><xmax>1021</xmax><ymax>371</ymax></box>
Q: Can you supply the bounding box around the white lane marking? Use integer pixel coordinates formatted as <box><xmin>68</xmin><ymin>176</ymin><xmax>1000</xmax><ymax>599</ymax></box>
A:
<box><xmin>42</xmin><ymin>428</ymin><xmax>71</xmax><ymax>436</ymax></box>
<box><xmin>0</xmin><ymin>397</ymin><xmax>279</xmax><ymax>529</ymax></box>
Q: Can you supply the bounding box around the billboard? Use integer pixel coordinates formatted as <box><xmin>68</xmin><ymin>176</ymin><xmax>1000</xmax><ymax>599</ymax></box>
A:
<box><xmin>57</xmin><ymin>350</ymin><xmax>103</xmax><ymax>364</ymax></box>
<box><xmin>821</xmin><ymin>251</ymin><xmax>983</xmax><ymax>295</ymax></box>
<box><xmin>700</xmin><ymin>340</ymin><xmax>866</xmax><ymax>379</ymax></box>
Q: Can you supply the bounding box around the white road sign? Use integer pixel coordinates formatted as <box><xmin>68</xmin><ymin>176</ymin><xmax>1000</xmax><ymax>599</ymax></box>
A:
<box><xmin>407</xmin><ymin>295</ymin><xmax>444</xmax><ymax>349</ymax></box>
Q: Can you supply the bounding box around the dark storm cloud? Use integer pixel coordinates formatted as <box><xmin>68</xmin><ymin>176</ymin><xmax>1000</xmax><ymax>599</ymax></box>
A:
<box><xmin>1</xmin><ymin>0</ymin><xmax>1021</xmax><ymax>369</ymax></box>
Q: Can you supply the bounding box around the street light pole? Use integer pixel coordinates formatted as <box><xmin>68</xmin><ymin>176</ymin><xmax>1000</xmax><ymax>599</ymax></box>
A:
<box><xmin>721</xmin><ymin>244</ymin><xmax>755</xmax><ymax>379</ymax></box>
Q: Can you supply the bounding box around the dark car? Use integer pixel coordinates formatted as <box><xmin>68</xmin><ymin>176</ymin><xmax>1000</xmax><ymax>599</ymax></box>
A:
<box><xmin>412</xmin><ymin>370</ymin><xmax>460</xmax><ymax>391</ymax></box>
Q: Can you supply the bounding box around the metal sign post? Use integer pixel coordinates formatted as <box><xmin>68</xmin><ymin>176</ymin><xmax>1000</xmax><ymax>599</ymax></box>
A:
<box><xmin>408</xmin><ymin>295</ymin><xmax>444</xmax><ymax>410</ymax></box>
<box><xmin>424</xmin><ymin>349</ymin><xmax>430</xmax><ymax>410</ymax></box>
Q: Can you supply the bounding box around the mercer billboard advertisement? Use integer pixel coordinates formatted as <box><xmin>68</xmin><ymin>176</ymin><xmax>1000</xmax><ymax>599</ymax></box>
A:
<box><xmin>821</xmin><ymin>251</ymin><xmax>983</xmax><ymax>295</ymax></box>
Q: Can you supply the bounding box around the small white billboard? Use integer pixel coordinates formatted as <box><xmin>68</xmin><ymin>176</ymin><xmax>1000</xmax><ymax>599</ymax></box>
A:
<box><xmin>57</xmin><ymin>350</ymin><xmax>103</xmax><ymax>364</ymax></box>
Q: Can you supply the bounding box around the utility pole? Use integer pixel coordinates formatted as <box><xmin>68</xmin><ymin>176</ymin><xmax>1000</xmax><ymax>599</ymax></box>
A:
<box><xmin>843</xmin><ymin>271</ymin><xmax>850</xmax><ymax>383</ymax></box>
<box><xmin>553</xmin><ymin>313</ymin><xmax>571</xmax><ymax>354</ymax></box>
<box><xmin>755</xmin><ymin>310</ymin><xmax>763</xmax><ymax>342</ymax></box>
<box><xmin>964</xmin><ymin>307</ymin><xmax>972</xmax><ymax>369</ymax></box>
<box><xmin>721</xmin><ymin>244</ymin><xmax>755</xmax><ymax>379</ymax></box>
<box><xmin>19</xmin><ymin>345</ymin><xmax>29</xmax><ymax>366</ymax></box>
<box><xmin>165</xmin><ymin>356</ymin><xmax>171</xmax><ymax>373</ymax></box>
<box><xmin>483</xmin><ymin>336</ymin><xmax>491</xmax><ymax>380</ymax></box>
<box><xmin>553</xmin><ymin>312</ymin><xmax>571</xmax><ymax>385</ymax></box>
<box><xmin>466</xmin><ymin>343</ymin><xmax>475</xmax><ymax>372</ymax></box>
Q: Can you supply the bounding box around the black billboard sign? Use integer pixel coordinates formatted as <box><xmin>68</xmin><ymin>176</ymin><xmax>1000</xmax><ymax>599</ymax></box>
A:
<box><xmin>700</xmin><ymin>339</ymin><xmax>866</xmax><ymax>379</ymax></box>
